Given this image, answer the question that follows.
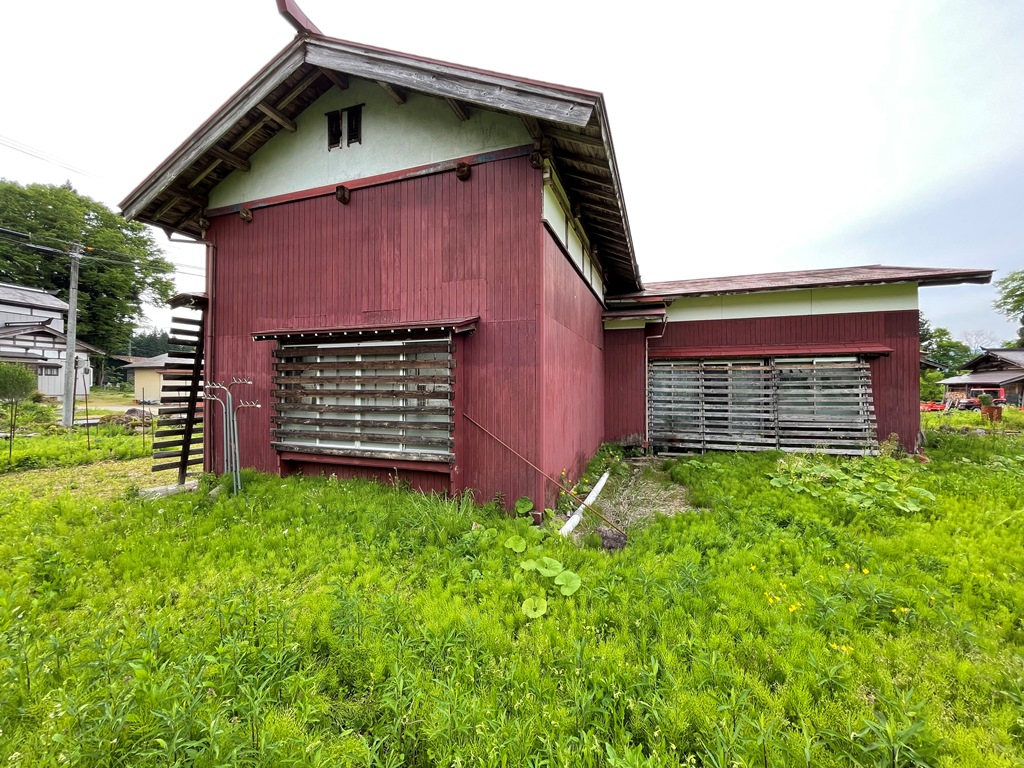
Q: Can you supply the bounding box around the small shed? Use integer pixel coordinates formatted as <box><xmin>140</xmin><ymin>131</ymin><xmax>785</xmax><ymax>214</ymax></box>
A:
<box><xmin>121</xmin><ymin>354</ymin><xmax>172</xmax><ymax>403</ymax></box>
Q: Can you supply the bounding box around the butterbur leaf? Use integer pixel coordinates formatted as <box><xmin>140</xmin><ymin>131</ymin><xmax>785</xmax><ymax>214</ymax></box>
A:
<box><xmin>504</xmin><ymin>535</ymin><xmax>527</xmax><ymax>553</ymax></box>
<box><xmin>515</xmin><ymin>496</ymin><xmax>535</xmax><ymax>516</ymax></box>
<box><xmin>522</xmin><ymin>596</ymin><xmax>547</xmax><ymax>618</ymax></box>
<box><xmin>536</xmin><ymin>557</ymin><xmax>564</xmax><ymax>577</ymax></box>
<box><xmin>554</xmin><ymin>570</ymin><xmax>581</xmax><ymax>596</ymax></box>
<box><xmin>520</xmin><ymin>559</ymin><xmax>538</xmax><ymax>571</ymax></box>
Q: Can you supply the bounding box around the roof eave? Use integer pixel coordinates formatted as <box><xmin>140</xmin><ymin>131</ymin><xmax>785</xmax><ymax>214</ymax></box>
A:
<box><xmin>119</xmin><ymin>37</ymin><xmax>308</xmax><ymax>221</ymax></box>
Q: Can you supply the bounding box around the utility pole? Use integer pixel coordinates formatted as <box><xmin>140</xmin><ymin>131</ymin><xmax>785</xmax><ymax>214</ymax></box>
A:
<box><xmin>61</xmin><ymin>245</ymin><xmax>82</xmax><ymax>427</ymax></box>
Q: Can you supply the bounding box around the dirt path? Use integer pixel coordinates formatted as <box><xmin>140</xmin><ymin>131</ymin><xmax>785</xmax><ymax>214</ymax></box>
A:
<box><xmin>573</xmin><ymin>457</ymin><xmax>690</xmax><ymax>540</ymax></box>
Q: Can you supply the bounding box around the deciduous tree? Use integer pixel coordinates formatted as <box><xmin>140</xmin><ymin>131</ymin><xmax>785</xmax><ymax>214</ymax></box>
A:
<box><xmin>995</xmin><ymin>270</ymin><xmax>1024</xmax><ymax>347</ymax></box>
<box><xmin>0</xmin><ymin>362</ymin><xmax>37</xmax><ymax>459</ymax></box>
<box><xmin>0</xmin><ymin>181</ymin><xmax>175</xmax><ymax>353</ymax></box>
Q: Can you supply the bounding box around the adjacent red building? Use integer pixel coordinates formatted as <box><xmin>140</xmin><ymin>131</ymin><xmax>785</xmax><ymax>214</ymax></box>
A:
<box><xmin>121</xmin><ymin>13</ymin><xmax>992</xmax><ymax>506</ymax></box>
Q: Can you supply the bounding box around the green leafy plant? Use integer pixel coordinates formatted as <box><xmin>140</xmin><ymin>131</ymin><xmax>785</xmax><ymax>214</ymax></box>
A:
<box><xmin>0</xmin><ymin>362</ymin><xmax>37</xmax><ymax>460</ymax></box>
<box><xmin>521</xmin><ymin>597</ymin><xmax>547</xmax><ymax>619</ymax></box>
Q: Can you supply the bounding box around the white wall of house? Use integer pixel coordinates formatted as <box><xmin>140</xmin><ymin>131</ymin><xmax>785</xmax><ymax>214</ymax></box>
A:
<box><xmin>0</xmin><ymin>306</ymin><xmax>63</xmax><ymax>330</ymax></box>
<box><xmin>664</xmin><ymin>283</ymin><xmax>919</xmax><ymax>322</ymax></box>
<box><xmin>209</xmin><ymin>78</ymin><xmax>532</xmax><ymax>208</ymax></box>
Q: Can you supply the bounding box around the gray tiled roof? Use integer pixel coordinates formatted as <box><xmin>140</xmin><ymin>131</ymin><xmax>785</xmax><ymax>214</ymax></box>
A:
<box><xmin>0</xmin><ymin>282</ymin><xmax>67</xmax><ymax>312</ymax></box>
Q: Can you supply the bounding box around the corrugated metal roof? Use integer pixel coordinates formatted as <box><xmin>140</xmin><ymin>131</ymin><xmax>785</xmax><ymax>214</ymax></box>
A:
<box><xmin>0</xmin><ymin>282</ymin><xmax>67</xmax><ymax>312</ymax></box>
<box><xmin>629</xmin><ymin>265</ymin><xmax>993</xmax><ymax>300</ymax></box>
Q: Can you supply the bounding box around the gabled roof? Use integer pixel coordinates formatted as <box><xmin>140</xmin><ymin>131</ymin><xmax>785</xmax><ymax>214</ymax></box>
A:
<box><xmin>0</xmin><ymin>282</ymin><xmax>67</xmax><ymax>312</ymax></box>
<box><xmin>619</xmin><ymin>265</ymin><xmax>993</xmax><ymax>301</ymax></box>
<box><xmin>120</xmin><ymin>34</ymin><xmax>641</xmax><ymax>293</ymax></box>
<box><xmin>963</xmin><ymin>348</ymin><xmax>1024</xmax><ymax>371</ymax></box>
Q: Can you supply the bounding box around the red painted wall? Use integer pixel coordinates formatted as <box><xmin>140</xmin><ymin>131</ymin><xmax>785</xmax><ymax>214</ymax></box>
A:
<box><xmin>205</xmin><ymin>155</ymin><xmax>548</xmax><ymax>504</ymax></box>
<box><xmin>603</xmin><ymin>328</ymin><xmax>647</xmax><ymax>444</ymax></box>
<box><xmin>643</xmin><ymin>310</ymin><xmax>921</xmax><ymax>451</ymax></box>
<box><xmin>539</xmin><ymin>229</ymin><xmax>605</xmax><ymax>507</ymax></box>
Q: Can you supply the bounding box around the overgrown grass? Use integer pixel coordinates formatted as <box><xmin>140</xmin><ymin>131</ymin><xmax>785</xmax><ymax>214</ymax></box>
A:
<box><xmin>923</xmin><ymin>405</ymin><xmax>1024</xmax><ymax>432</ymax></box>
<box><xmin>1</xmin><ymin>430</ymin><xmax>1023</xmax><ymax>766</ymax></box>
<box><xmin>0</xmin><ymin>426</ymin><xmax>151</xmax><ymax>473</ymax></box>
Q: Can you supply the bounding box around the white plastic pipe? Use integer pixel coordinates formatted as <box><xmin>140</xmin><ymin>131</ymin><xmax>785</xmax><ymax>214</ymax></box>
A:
<box><xmin>559</xmin><ymin>470</ymin><xmax>610</xmax><ymax>537</ymax></box>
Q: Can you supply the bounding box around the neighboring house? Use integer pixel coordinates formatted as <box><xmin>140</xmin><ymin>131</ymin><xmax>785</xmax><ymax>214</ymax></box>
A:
<box><xmin>120</xmin><ymin>354</ymin><xmax>172</xmax><ymax>403</ymax></box>
<box><xmin>119</xmin><ymin>8</ymin><xmax>992</xmax><ymax>505</ymax></box>
<box><xmin>0</xmin><ymin>282</ymin><xmax>97</xmax><ymax>396</ymax></box>
<box><xmin>939</xmin><ymin>349</ymin><xmax>1024</xmax><ymax>407</ymax></box>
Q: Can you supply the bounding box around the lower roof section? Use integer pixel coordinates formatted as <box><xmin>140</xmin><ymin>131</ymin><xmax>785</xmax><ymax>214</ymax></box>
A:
<box><xmin>614</xmin><ymin>264</ymin><xmax>993</xmax><ymax>303</ymax></box>
<box><xmin>939</xmin><ymin>371</ymin><xmax>1024</xmax><ymax>386</ymax></box>
<box><xmin>252</xmin><ymin>316</ymin><xmax>479</xmax><ymax>342</ymax></box>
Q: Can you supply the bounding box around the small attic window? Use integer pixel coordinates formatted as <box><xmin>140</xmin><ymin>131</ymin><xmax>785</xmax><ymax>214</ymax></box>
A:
<box><xmin>327</xmin><ymin>104</ymin><xmax>364</xmax><ymax>150</ymax></box>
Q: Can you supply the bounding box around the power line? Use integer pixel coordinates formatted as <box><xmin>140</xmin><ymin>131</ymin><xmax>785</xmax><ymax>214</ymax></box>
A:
<box><xmin>0</xmin><ymin>133</ymin><xmax>93</xmax><ymax>177</ymax></box>
<box><xmin>0</xmin><ymin>231</ymin><xmax>205</xmax><ymax>278</ymax></box>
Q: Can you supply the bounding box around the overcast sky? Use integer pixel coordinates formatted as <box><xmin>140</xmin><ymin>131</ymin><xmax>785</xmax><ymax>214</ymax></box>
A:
<box><xmin>1</xmin><ymin>0</ymin><xmax>1021</xmax><ymax>341</ymax></box>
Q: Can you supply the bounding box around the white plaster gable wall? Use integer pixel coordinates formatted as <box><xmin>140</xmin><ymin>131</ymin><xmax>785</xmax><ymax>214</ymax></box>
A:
<box><xmin>665</xmin><ymin>283</ymin><xmax>919</xmax><ymax>322</ymax></box>
<box><xmin>209</xmin><ymin>79</ymin><xmax>532</xmax><ymax>208</ymax></box>
<box><xmin>0</xmin><ymin>305</ymin><xmax>64</xmax><ymax>331</ymax></box>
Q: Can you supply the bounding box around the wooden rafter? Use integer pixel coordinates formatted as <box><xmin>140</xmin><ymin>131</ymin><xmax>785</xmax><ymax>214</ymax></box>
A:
<box><xmin>557</xmin><ymin>152</ymin><xmax>613</xmax><ymax>176</ymax></box>
<box><xmin>257</xmin><ymin>102</ymin><xmax>298</xmax><ymax>132</ymax></box>
<box><xmin>560</xmin><ymin>169</ymin><xmax>615</xmax><ymax>190</ymax></box>
<box><xmin>186</xmin><ymin>161</ymin><xmax>223</xmax><ymax>191</ymax></box>
<box><xmin>445</xmin><ymin>98</ymin><xmax>470</xmax><ymax>121</ymax></box>
<box><xmin>521</xmin><ymin>115</ymin><xmax>543</xmax><ymax>143</ymax></box>
<box><xmin>231</xmin><ymin>69</ymin><xmax>323</xmax><ymax>150</ymax></box>
<box><xmin>207</xmin><ymin>145</ymin><xmax>251</xmax><ymax>172</ymax></box>
<box><xmin>166</xmin><ymin>185</ymin><xmax>207</xmax><ymax>209</ymax></box>
<box><xmin>378</xmin><ymin>81</ymin><xmax>407</xmax><ymax>105</ymax></box>
<box><xmin>546</xmin><ymin>126</ymin><xmax>605</xmax><ymax>149</ymax></box>
<box><xmin>153</xmin><ymin>196</ymin><xmax>182</xmax><ymax>223</ymax></box>
<box><xmin>319</xmin><ymin>67</ymin><xmax>349</xmax><ymax>91</ymax></box>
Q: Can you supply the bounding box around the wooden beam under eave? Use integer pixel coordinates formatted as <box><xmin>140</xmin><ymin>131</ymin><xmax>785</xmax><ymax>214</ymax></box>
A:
<box><xmin>278</xmin><ymin>69</ymin><xmax>325</xmax><ymax>109</ymax></box>
<box><xmin>560</xmin><ymin>169</ymin><xmax>616</xmax><ymax>190</ymax></box>
<box><xmin>378</xmin><ymin>81</ymin><xmax>407</xmax><ymax>105</ymax></box>
<box><xmin>153</xmin><ymin>196</ymin><xmax>182</xmax><ymax>223</ymax></box>
<box><xmin>230</xmin><ymin>71</ymin><xmax>323</xmax><ymax>151</ymax></box>
<box><xmin>319</xmin><ymin>68</ymin><xmax>349</xmax><ymax>91</ymax></box>
<box><xmin>186</xmin><ymin>159</ymin><xmax>223</xmax><ymax>190</ymax></box>
<box><xmin>556</xmin><ymin>152</ymin><xmax>612</xmax><ymax>176</ymax></box>
<box><xmin>166</xmin><ymin>185</ymin><xmax>207</xmax><ymax>209</ymax></box>
<box><xmin>208</xmin><ymin>146</ymin><xmax>251</xmax><ymax>172</ymax></box>
<box><xmin>445</xmin><ymin>98</ymin><xmax>469</xmax><ymax>121</ymax></box>
<box><xmin>257</xmin><ymin>102</ymin><xmax>298</xmax><ymax>132</ymax></box>
<box><xmin>545</xmin><ymin>126</ymin><xmax>605</xmax><ymax>150</ymax></box>
<box><xmin>521</xmin><ymin>115</ymin><xmax>543</xmax><ymax>142</ymax></box>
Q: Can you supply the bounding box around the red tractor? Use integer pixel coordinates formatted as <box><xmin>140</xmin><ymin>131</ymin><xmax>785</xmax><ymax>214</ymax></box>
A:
<box><xmin>954</xmin><ymin>387</ymin><xmax>1007</xmax><ymax>411</ymax></box>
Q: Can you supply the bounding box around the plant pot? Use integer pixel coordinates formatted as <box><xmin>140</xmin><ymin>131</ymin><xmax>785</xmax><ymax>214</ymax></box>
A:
<box><xmin>981</xmin><ymin>405</ymin><xmax>1003</xmax><ymax>422</ymax></box>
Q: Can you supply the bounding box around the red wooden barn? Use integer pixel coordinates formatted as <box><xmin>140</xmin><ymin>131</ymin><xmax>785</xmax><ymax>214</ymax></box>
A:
<box><xmin>121</xmin><ymin>9</ymin><xmax>991</xmax><ymax>507</ymax></box>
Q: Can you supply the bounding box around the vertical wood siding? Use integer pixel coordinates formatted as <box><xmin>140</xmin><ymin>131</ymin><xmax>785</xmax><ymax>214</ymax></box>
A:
<box><xmin>539</xmin><ymin>231</ymin><xmax>605</xmax><ymax>507</ymax></box>
<box><xmin>603</xmin><ymin>328</ymin><xmax>647</xmax><ymax>443</ymax></box>
<box><xmin>647</xmin><ymin>310</ymin><xmax>921</xmax><ymax>451</ymax></box>
<box><xmin>206</xmin><ymin>155</ymin><xmax>544</xmax><ymax>503</ymax></box>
